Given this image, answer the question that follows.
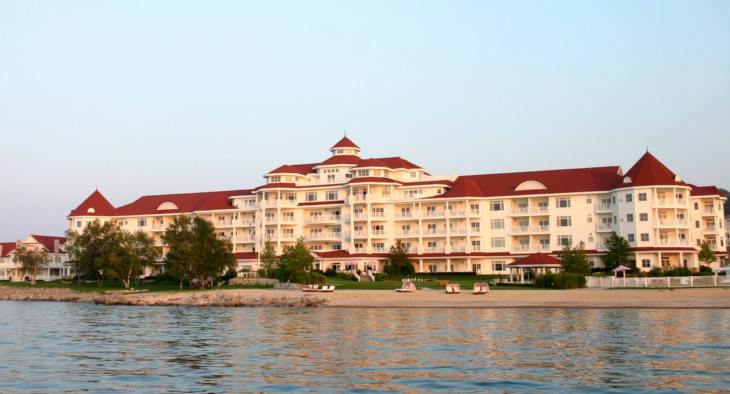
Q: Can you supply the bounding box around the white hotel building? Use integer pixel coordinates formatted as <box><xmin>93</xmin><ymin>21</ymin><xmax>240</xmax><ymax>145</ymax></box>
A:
<box><xmin>0</xmin><ymin>235</ymin><xmax>70</xmax><ymax>282</ymax></box>
<box><xmin>68</xmin><ymin>137</ymin><xmax>727</xmax><ymax>275</ymax></box>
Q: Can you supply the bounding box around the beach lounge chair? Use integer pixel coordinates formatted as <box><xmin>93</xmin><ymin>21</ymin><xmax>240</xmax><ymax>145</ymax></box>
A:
<box><xmin>472</xmin><ymin>282</ymin><xmax>489</xmax><ymax>294</ymax></box>
<box><xmin>302</xmin><ymin>285</ymin><xmax>318</xmax><ymax>292</ymax></box>
<box><xmin>395</xmin><ymin>281</ymin><xmax>416</xmax><ymax>293</ymax></box>
<box><xmin>318</xmin><ymin>285</ymin><xmax>335</xmax><ymax>292</ymax></box>
<box><xmin>446</xmin><ymin>283</ymin><xmax>461</xmax><ymax>294</ymax></box>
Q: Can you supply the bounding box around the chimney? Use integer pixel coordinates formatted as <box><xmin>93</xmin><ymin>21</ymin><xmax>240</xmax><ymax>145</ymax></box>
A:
<box><xmin>54</xmin><ymin>239</ymin><xmax>60</xmax><ymax>254</ymax></box>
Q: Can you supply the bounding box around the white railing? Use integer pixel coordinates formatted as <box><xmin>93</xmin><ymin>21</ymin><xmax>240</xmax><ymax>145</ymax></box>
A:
<box><xmin>395</xmin><ymin>213</ymin><xmax>413</xmax><ymax>219</ymax></box>
<box><xmin>471</xmin><ymin>245</ymin><xmax>481</xmax><ymax>252</ymax></box>
<box><xmin>370</xmin><ymin>212</ymin><xmax>387</xmax><ymax>219</ymax></box>
<box><xmin>533</xmin><ymin>207</ymin><xmax>549</xmax><ymax>214</ymax></box>
<box><xmin>423</xmin><ymin>211</ymin><xmax>445</xmax><ymax>218</ymax></box>
<box><xmin>281</xmin><ymin>216</ymin><xmax>297</xmax><ymax>222</ymax></box>
<box><xmin>449</xmin><ymin>228</ymin><xmax>467</xmax><ymax>235</ymax></box>
<box><xmin>587</xmin><ymin>276</ymin><xmax>730</xmax><ymax>288</ymax></box>
<box><xmin>655</xmin><ymin>198</ymin><xmax>674</xmax><ymax>206</ymax></box>
<box><xmin>705</xmin><ymin>225</ymin><xmax>717</xmax><ymax>231</ymax></box>
<box><xmin>448</xmin><ymin>210</ymin><xmax>466</xmax><ymax>217</ymax></box>
<box><xmin>217</xmin><ymin>220</ymin><xmax>233</xmax><ymax>226</ymax></box>
<box><xmin>422</xmin><ymin>229</ymin><xmax>447</xmax><ymax>236</ymax></box>
<box><xmin>151</xmin><ymin>224</ymin><xmax>165</xmax><ymax>230</ymax></box>
<box><xmin>353</xmin><ymin>213</ymin><xmax>368</xmax><ymax>220</ymax></box>
<box><xmin>470</xmin><ymin>209</ymin><xmax>481</xmax><ymax>216</ymax></box>
<box><xmin>703</xmin><ymin>208</ymin><xmax>715</xmax><ymax>214</ymax></box>
<box><xmin>370</xmin><ymin>230</ymin><xmax>388</xmax><ymax>237</ymax></box>
<box><xmin>451</xmin><ymin>245</ymin><xmax>466</xmax><ymax>253</ymax></box>
<box><xmin>372</xmin><ymin>246</ymin><xmax>387</xmax><ymax>253</ymax></box>
<box><xmin>354</xmin><ymin>247</ymin><xmax>366</xmax><ymax>253</ymax></box>
<box><xmin>596</xmin><ymin>223</ymin><xmax>613</xmax><ymax>231</ymax></box>
<box><xmin>352</xmin><ymin>231</ymin><xmax>368</xmax><ymax>238</ymax></box>
<box><xmin>241</xmin><ymin>201</ymin><xmax>257</xmax><ymax>208</ymax></box>
<box><xmin>305</xmin><ymin>232</ymin><xmax>341</xmax><ymax>241</ymax></box>
<box><xmin>512</xmin><ymin>245</ymin><xmax>532</xmax><ymax>252</ymax></box>
<box><xmin>511</xmin><ymin>208</ymin><xmax>530</xmax><ymax>215</ymax></box>
<box><xmin>595</xmin><ymin>204</ymin><xmax>612</xmax><ymax>212</ymax></box>
<box><xmin>424</xmin><ymin>247</ymin><xmax>445</xmax><ymax>253</ymax></box>
<box><xmin>235</xmin><ymin>236</ymin><xmax>255</xmax><ymax>242</ymax></box>
<box><xmin>535</xmin><ymin>225</ymin><xmax>550</xmax><ymax>232</ymax></box>
<box><xmin>395</xmin><ymin>230</ymin><xmax>419</xmax><ymax>237</ymax></box>
<box><xmin>533</xmin><ymin>244</ymin><xmax>551</xmax><ymax>251</ymax></box>
<box><xmin>511</xmin><ymin>226</ymin><xmax>531</xmax><ymax>233</ymax></box>
<box><xmin>304</xmin><ymin>215</ymin><xmax>340</xmax><ymax>224</ymax></box>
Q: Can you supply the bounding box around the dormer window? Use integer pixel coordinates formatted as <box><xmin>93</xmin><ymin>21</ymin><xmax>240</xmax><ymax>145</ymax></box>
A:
<box><xmin>337</xmin><ymin>150</ymin><xmax>343</xmax><ymax>154</ymax></box>
<box><xmin>372</xmin><ymin>170</ymin><xmax>382</xmax><ymax>177</ymax></box>
<box><xmin>358</xmin><ymin>170</ymin><xmax>369</xmax><ymax>177</ymax></box>
<box><xmin>270</xmin><ymin>176</ymin><xmax>281</xmax><ymax>183</ymax></box>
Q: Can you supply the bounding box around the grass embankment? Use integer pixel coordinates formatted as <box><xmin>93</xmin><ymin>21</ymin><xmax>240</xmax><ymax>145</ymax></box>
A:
<box><xmin>322</xmin><ymin>275</ymin><xmax>535</xmax><ymax>290</ymax></box>
<box><xmin>0</xmin><ymin>280</ymin><xmax>273</xmax><ymax>294</ymax></box>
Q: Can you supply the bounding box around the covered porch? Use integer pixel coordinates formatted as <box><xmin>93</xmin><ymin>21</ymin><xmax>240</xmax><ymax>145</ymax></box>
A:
<box><xmin>506</xmin><ymin>253</ymin><xmax>563</xmax><ymax>283</ymax></box>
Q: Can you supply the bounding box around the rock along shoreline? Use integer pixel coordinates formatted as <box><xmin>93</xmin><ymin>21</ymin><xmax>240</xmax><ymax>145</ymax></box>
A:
<box><xmin>0</xmin><ymin>287</ymin><xmax>328</xmax><ymax>308</ymax></box>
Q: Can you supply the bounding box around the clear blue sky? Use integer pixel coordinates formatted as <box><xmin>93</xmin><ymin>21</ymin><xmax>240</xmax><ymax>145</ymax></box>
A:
<box><xmin>1</xmin><ymin>1</ymin><xmax>728</xmax><ymax>240</ymax></box>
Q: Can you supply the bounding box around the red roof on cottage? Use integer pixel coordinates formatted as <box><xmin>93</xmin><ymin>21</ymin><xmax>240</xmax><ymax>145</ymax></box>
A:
<box><xmin>0</xmin><ymin>242</ymin><xmax>16</xmax><ymax>257</ymax></box>
<box><xmin>688</xmin><ymin>184</ymin><xmax>726</xmax><ymax>198</ymax></box>
<box><xmin>331</xmin><ymin>136</ymin><xmax>360</xmax><ymax>150</ymax></box>
<box><xmin>622</xmin><ymin>152</ymin><xmax>686</xmax><ymax>187</ymax></box>
<box><xmin>30</xmin><ymin>235</ymin><xmax>66</xmax><ymax>254</ymax></box>
<box><xmin>114</xmin><ymin>190</ymin><xmax>250</xmax><ymax>216</ymax></box>
<box><xmin>507</xmin><ymin>253</ymin><xmax>563</xmax><ymax>267</ymax></box>
<box><xmin>68</xmin><ymin>190</ymin><xmax>116</xmax><ymax>217</ymax></box>
<box><xmin>439</xmin><ymin>166</ymin><xmax>623</xmax><ymax>199</ymax></box>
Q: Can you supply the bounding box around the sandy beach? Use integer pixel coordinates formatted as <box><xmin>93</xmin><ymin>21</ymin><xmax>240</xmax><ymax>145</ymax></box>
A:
<box><xmin>3</xmin><ymin>286</ymin><xmax>730</xmax><ymax>308</ymax></box>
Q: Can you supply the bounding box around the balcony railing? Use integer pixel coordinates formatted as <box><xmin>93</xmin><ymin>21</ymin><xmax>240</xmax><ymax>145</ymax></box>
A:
<box><xmin>595</xmin><ymin>204</ymin><xmax>612</xmax><ymax>213</ymax></box>
<box><xmin>304</xmin><ymin>215</ymin><xmax>340</xmax><ymax>224</ymax></box>
<box><xmin>470</xmin><ymin>209</ymin><xmax>481</xmax><ymax>216</ymax></box>
<box><xmin>596</xmin><ymin>223</ymin><xmax>613</xmax><ymax>231</ymax></box>
<box><xmin>395</xmin><ymin>213</ymin><xmax>413</xmax><ymax>219</ymax></box>
<box><xmin>280</xmin><ymin>216</ymin><xmax>297</xmax><ymax>222</ymax></box>
<box><xmin>151</xmin><ymin>224</ymin><xmax>165</xmax><ymax>230</ymax></box>
<box><xmin>395</xmin><ymin>230</ymin><xmax>419</xmax><ymax>237</ymax></box>
<box><xmin>235</xmin><ymin>236</ymin><xmax>256</xmax><ymax>243</ymax></box>
<box><xmin>512</xmin><ymin>245</ymin><xmax>532</xmax><ymax>252</ymax></box>
<box><xmin>372</xmin><ymin>246</ymin><xmax>387</xmax><ymax>253</ymax></box>
<box><xmin>448</xmin><ymin>210</ymin><xmax>466</xmax><ymax>217</ymax></box>
<box><xmin>704</xmin><ymin>225</ymin><xmax>717</xmax><ymax>232</ymax></box>
<box><xmin>533</xmin><ymin>244</ymin><xmax>551</xmax><ymax>251</ymax></box>
<box><xmin>370</xmin><ymin>212</ymin><xmax>388</xmax><ymax>220</ymax></box>
<box><xmin>353</xmin><ymin>213</ymin><xmax>368</xmax><ymax>220</ymax></box>
<box><xmin>422</xmin><ymin>229</ymin><xmax>447</xmax><ymax>236</ymax></box>
<box><xmin>511</xmin><ymin>208</ymin><xmax>530</xmax><ymax>215</ymax></box>
<box><xmin>511</xmin><ymin>226</ymin><xmax>531</xmax><ymax>234</ymax></box>
<box><xmin>448</xmin><ymin>228</ymin><xmax>467</xmax><ymax>235</ymax></box>
<box><xmin>217</xmin><ymin>220</ymin><xmax>233</xmax><ymax>226</ymax></box>
<box><xmin>354</xmin><ymin>247</ymin><xmax>366</xmax><ymax>254</ymax></box>
<box><xmin>451</xmin><ymin>245</ymin><xmax>466</xmax><ymax>253</ymax></box>
<box><xmin>423</xmin><ymin>211</ymin><xmax>445</xmax><ymax>218</ymax></box>
<box><xmin>370</xmin><ymin>230</ymin><xmax>388</xmax><ymax>237</ymax></box>
<box><xmin>424</xmin><ymin>247</ymin><xmax>445</xmax><ymax>253</ymax></box>
<box><xmin>352</xmin><ymin>231</ymin><xmax>368</xmax><ymax>238</ymax></box>
<box><xmin>703</xmin><ymin>208</ymin><xmax>716</xmax><ymax>215</ymax></box>
<box><xmin>305</xmin><ymin>232</ymin><xmax>341</xmax><ymax>241</ymax></box>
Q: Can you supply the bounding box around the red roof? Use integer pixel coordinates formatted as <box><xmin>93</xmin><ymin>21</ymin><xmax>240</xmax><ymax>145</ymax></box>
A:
<box><xmin>267</xmin><ymin>163</ymin><xmax>317</xmax><ymax>176</ymax></box>
<box><xmin>331</xmin><ymin>136</ymin><xmax>360</xmax><ymax>150</ymax></box>
<box><xmin>113</xmin><ymin>190</ymin><xmax>251</xmax><ymax>216</ymax></box>
<box><xmin>622</xmin><ymin>152</ymin><xmax>686</xmax><ymax>187</ymax></box>
<box><xmin>688</xmin><ymin>184</ymin><xmax>726</xmax><ymax>198</ymax></box>
<box><xmin>507</xmin><ymin>253</ymin><xmax>563</xmax><ymax>267</ymax></box>
<box><xmin>0</xmin><ymin>242</ymin><xmax>16</xmax><ymax>257</ymax></box>
<box><xmin>253</xmin><ymin>183</ymin><xmax>298</xmax><ymax>191</ymax></box>
<box><xmin>318</xmin><ymin>155</ymin><xmax>362</xmax><ymax>166</ymax></box>
<box><xmin>354</xmin><ymin>157</ymin><xmax>422</xmax><ymax>170</ymax></box>
<box><xmin>233</xmin><ymin>252</ymin><xmax>259</xmax><ymax>260</ymax></box>
<box><xmin>30</xmin><ymin>235</ymin><xmax>67</xmax><ymax>254</ymax></box>
<box><xmin>347</xmin><ymin>177</ymin><xmax>404</xmax><ymax>185</ymax></box>
<box><xmin>68</xmin><ymin>190</ymin><xmax>116</xmax><ymax>217</ymax></box>
<box><xmin>432</xmin><ymin>178</ymin><xmax>485</xmax><ymax>198</ymax></box>
<box><xmin>297</xmin><ymin>200</ymin><xmax>345</xmax><ymax>207</ymax></box>
<box><xmin>440</xmin><ymin>166</ymin><xmax>623</xmax><ymax>199</ymax></box>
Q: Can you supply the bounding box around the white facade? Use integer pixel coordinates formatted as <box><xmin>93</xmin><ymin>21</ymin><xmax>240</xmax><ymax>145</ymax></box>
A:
<box><xmin>0</xmin><ymin>235</ymin><xmax>70</xmax><ymax>282</ymax></box>
<box><xmin>67</xmin><ymin>138</ymin><xmax>727</xmax><ymax>275</ymax></box>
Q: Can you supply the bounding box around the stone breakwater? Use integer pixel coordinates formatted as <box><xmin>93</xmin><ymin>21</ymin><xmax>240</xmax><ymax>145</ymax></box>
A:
<box><xmin>0</xmin><ymin>287</ymin><xmax>328</xmax><ymax>308</ymax></box>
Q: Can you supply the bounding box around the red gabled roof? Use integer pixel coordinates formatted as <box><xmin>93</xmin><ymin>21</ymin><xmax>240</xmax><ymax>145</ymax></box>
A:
<box><xmin>353</xmin><ymin>157</ymin><xmax>423</xmax><ymax>170</ymax></box>
<box><xmin>114</xmin><ymin>190</ymin><xmax>250</xmax><ymax>216</ymax></box>
<box><xmin>688</xmin><ymin>184</ymin><xmax>726</xmax><ymax>198</ymax></box>
<box><xmin>331</xmin><ymin>136</ymin><xmax>360</xmax><ymax>150</ymax></box>
<box><xmin>347</xmin><ymin>177</ymin><xmax>404</xmax><ymax>185</ymax></box>
<box><xmin>507</xmin><ymin>253</ymin><xmax>562</xmax><ymax>267</ymax></box>
<box><xmin>267</xmin><ymin>163</ymin><xmax>317</xmax><ymax>176</ymax></box>
<box><xmin>318</xmin><ymin>155</ymin><xmax>362</xmax><ymax>166</ymax></box>
<box><xmin>68</xmin><ymin>190</ymin><xmax>116</xmax><ymax>217</ymax></box>
<box><xmin>440</xmin><ymin>166</ymin><xmax>623</xmax><ymax>199</ymax></box>
<box><xmin>29</xmin><ymin>235</ymin><xmax>67</xmax><ymax>254</ymax></box>
<box><xmin>622</xmin><ymin>152</ymin><xmax>686</xmax><ymax>187</ymax></box>
<box><xmin>253</xmin><ymin>183</ymin><xmax>298</xmax><ymax>191</ymax></box>
<box><xmin>0</xmin><ymin>242</ymin><xmax>16</xmax><ymax>257</ymax></box>
<box><xmin>432</xmin><ymin>178</ymin><xmax>485</xmax><ymax>198</ymax></box>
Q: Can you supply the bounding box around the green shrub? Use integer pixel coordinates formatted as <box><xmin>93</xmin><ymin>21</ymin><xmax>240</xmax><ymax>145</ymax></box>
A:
<box><xmin>374</xmin><ymin>273</ymin><xmax>387</xmax><ymax>281</ymax></box>
<box><xmin>289</xmin><ymin>271</ymin><xmax>327</xmax><ymax>284</ymax></box>
<box><xmin>336</xmin><ymin>272</ymin><xmax>358</xmax><ymax>281</ymax></box>
<box><xmin>220</xmin><ymin>268</ymin><xmax>238</xmax><ymax>281</ymax></box>
<box><xmin>648</xmin><ymin>267</ymin><xmax>664</xmax><ymax>277</ymax></box>
<box><xmin>154</xmin><ymin>272</ymin><xmax>178</xmax><ymax>284</ymax></box>
<box><xmin>534</xmin><ymin>273</ymin><xmax>586</xmax><ymax>289</ymax></box>
<box><xmin>699</xmin><ymin>265</ymin><xmax>713</xmax><ymax>273</ymax></box>
<box><xmin>324</xmin><ymin>268</ymin><xmax>337</xmax><ymax>277</ymax></box>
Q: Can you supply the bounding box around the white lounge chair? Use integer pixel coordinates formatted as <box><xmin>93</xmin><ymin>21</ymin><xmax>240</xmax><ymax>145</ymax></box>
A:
<box><xmin>446</xmin><ymin>283</ymin><xmax>460</xmax><ymax>294</ymax></box>
<box><xmin>473</xmin><ymin>282</ymin><xmax>489</xmax><ymax>294</ymax></box>
<box><xmin>318</xmin><ymin>285</ymin><xmax>335</xmax><ymax>292</ymax></box>
<box><xmin>302</xmin><ymin>285</ymin><xmax>318</xmax><ymax>292</ymax></box>
<box><xmin>396</xmin><ymin>281</ymin><xmax>416</xmax><ymax>293</ymax></box>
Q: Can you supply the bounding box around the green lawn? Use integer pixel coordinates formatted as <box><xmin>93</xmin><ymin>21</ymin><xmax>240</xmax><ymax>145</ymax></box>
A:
<box><xmin>0</xmin><ymin>280</ymin><xmax>273</xmax><ymax>294</ymax></box>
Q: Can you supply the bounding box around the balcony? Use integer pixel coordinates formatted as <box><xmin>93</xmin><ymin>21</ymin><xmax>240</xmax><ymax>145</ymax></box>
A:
<box><xmin>280</xmin><ymin>216</ymin><xmax>297</xmax><ymax>223</ymax></box>
<box><xmin>509</xmin><ymin>207</ymin><xmax>550</xmax><ymax>216</ymax></box>
<box><xmin>372</xmin><ymin>246</ymin><xmax>387</xmax><ymax>253</ymax></box>
<box><xmin>353</xmin><ymin>247</ymin><xmax>366</xmax><ymax>254</ymax></box>
<box><xmin>448</xmin><ymin>228</ymin><xmax>467</xmax><ymax>235</ymax></box>
<box><xmin>469</xmin><ymin>209</ymin><xmax>481</xmax><ymax>217</ymax></box>
<box><xmin>533</xmin><ymin>244</ymin><xmax>551</xmax><ymax>252</ymax></box>
<box><xmin>596</xmin><ymin>223</ymin><xmax>613</xmax><ymax>232</ymax></box>
<box><xmin>352</xmin><ymin>231</ymin><xmax>368</xmax><ymax>238</ymax></box>
<box><xmin>235</xmin><ymin>236</ymin><xmax>256</xmax><ymax>243</ymax></box>
<box><xmin>370</xmin><ymin>230</ymin><xmax>388</xmax><ymax>238</ymax></box>
<box><xmin>216</xmin><ymin>220</ymin><xmax>233</xmax><ymax>227</ymax></box>
<box><xmin>424</xmin><ymin>247</ymin><xmax>445</xmax><ymax>254</ymax></box>
<box><xmin>395</xmin><ymin>230</ymin><xmax>420</xmax><ymax>237</ymax></box>
<box><xmin>280</xmin><ymin>233</ymin><xmax>297</xmax><ymax>241</ymax></box>
<box><xmin>595</xmin><ymin>204</ymin><xmax>612</xmax><ymax>213</ymax></box>
<box><xmin>702</xmin><ymin>208</ymin><xmax>716</xmax><ymax>216</ymax></box>
<box><xmin>510</xmin><ymin>208</ymin><xmax>530</xmax><ymax>216</ymax></box>
<box><xmin>654</xmin><ymin>219</ymin><xmax>689</xmax><ymax>228</ymax></box>
<box><xmin>656</xmin><ymin>239</ymin><xmax>690</xmax><ymax>246</ymax></box>
<box><xmin>353</xmin><ymin>213</ymin><xmax>368</xmax><ymax>221</ymax></box>
<box><xmin>510</xmin><ymin>226</ymin><xmax>531</xmax><ymax>234</ymax></box>
<box><xmin>423</xmin><ymin>211</ymin><xmax>445</xmax><ymax>219</ymax></box>
<box><xmin>240</xmin><ymin>201</ymin><xmax>257</xmax><ymax>209</ymax></box>
<box><xmin>447</xmin><ymin>210</ymin><xmax>466</xmax><ymax>218</ymax></box>
<box><xmin>305</xmin><ymin>232</ymin><xmax>341</xmax><ymax>241</ymax></box>
<box><xmin>151</xmin><ymin>223</ymin><xmax>165</xmax><ymax>231</ymax></box>
<box><xmin>304</xmin><ymin>215</ymin><xmax>340</xmax><ymax>224</ymax></box>
<box><xmin>422</xmin><ymin>229</ymin><xmax>447</xmax><ymax>237</ymax></box>
<box><xmin>512</xmin><ymin>245</ymin><xmax>532</xmax><ymax>252</ymax></box>
<box><xmin>450</xmin><ymin>245</ymin><xmax>466</xmax><ymax>253</ymax></box>
<box><xmin>370</xmin><ymin>212</ymin><xmax>388</xmax><ymax>221</ymax></box>
<box><xmin>704</xmin><ymin>225</ymin><xmax>718</xmax><ymax>232</ymax></box>
<box><xmin>394</xmin><ymin>212</ymin><xmax>414</xmax><ymax>220</ymax></box>
<box><xmin>509</xmin><ymin>225</ymin><xmax>549</xmax><ymax>235</ymax></box>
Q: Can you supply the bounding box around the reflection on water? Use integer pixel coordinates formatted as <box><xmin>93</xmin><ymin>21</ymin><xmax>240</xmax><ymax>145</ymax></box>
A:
<box><xmin>1</xmin><ymin>302</ymin><xmax>729</xmax><ymax>393</ymax></box>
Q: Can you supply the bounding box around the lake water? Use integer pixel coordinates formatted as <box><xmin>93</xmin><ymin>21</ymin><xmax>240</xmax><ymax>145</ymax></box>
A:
<box><xmin>1</xmin><ymin>302</ymin><xmax>729</xmax><ymax>393</ymax></box>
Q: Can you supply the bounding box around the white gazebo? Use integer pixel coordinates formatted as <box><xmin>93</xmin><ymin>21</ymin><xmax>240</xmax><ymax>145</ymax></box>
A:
<box><xmin>506</xmin><ymin>253</ymin><xmax>563</xmax><ymax>283</ymax></box>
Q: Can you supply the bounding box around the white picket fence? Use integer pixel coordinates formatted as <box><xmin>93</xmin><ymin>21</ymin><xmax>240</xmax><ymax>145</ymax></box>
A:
<box><xmin>586</xmin><ymin>275</ymin><xmax>730</xmax><ymax>289</ymax></box>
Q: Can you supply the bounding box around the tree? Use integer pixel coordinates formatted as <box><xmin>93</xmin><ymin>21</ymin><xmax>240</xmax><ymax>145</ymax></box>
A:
<box><xmin>66</xmin><ymin>220</ymin><xmax>121</xmax><ymax>287</ymax></box>
<box><xmin>12</xmin><ymin>245</ymin><xmax>50</xmax><ymax>285</ymax></box>
<box><xmin>603</xmin><ymin>232</ymin><xmax>631</xmax><ymax>271</ymax></box>
<box><xmin>162</xmin><ymin>215</ymin><xmax>237</xmax><ymax>289</ymax></box>
<box><xmin>698</xmin><ymin>240</ymin><xmax>718</xmax><ymax>267</ymax></box>
<box><xmin>108</xmin><ymin>230</ymin><xmax>160</xmax><ymax>289</ymax></box>
<box><xmin>260</xmin><ymin>239</ymin><xmax>277</xmax><ymax>278</ymax></box>
<box><xmin>720</xmin><ymin>188</ymin><xmax>730</xmax><ymax>214</ymax></box>
<box><xmin>278</xmin><ymin>237</ymin><xmax>314</xmax><ymax>281</ymax></box>
<box><xmin>384</xmin><ymin>239</ymin><xmax>415</xmax><ymax>275</ymax></box>
<box><xmin>560</xmin><ymin>241</ymin><xmax>591</xmax><ymax>276</ymax></box>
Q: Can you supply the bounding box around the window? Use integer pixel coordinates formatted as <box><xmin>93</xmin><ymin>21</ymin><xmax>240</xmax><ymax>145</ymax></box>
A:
<box><xmin>556</xmin><ymin>198</ymin><xmax>571</xmax><ymax>208</ymax></box>
<box><xmin>358</xmin><ymin>170</ymin><xmax>369</xmax><ymax>177</ymax></box>
<box><xmin>640</xmin><ymin>213</ymin><xmax>648</xmax><ymax>222</ymax></box>
<box><xmin>428</xmin><ymin>264</ymin><xmax>437</xmax><ymax>273</ymax></box>
<box><xmin>612</xmin><ymin>196</ymin><xmax>616</xmax><ymax>204</ymax></box>
<box><xmin>641</xmin><ymin>233</ymin><xmax>649</xmax><ymax>242</ymax></box>
<box><xmin>628</xmin><ymin>234</ymin><xmax>635</xmax><ymax>242</ymax></box>
<box><xmin>491</xmin><ymin>238</ymin><xmax>505</xmax><ymax>248</ymax></box>
<box><xmin>557</xmin><ymin>216</ymin><xmax>572</xmax><ymax>227</ymax></box>
<box><xmin>696</xmin><ymin>221</ymin><xmax>700</xmax><ymax>228</ymax></box>
<box><xmin>345</xmin><ymin>173</ymin><xmax>353</xmax><ymax>179</ymax></box>
<box><xmin>327</xmin><ymin>174</ymin><xmax>336</xmax><ymax>183</ymax></box>
<box><xmin>470</xmin><ymin>204</ymin><xmax>480</xmax><ymax>214</ymax></box>
<box><xmin>586</xmin><ymin>197</ymin><xmax>592</xmax><ymax>204</ymax></box>
<box><xmin>472</xmin><ymin>264</ymin><xmax>482</xmax><ymax>273</ymax></box>
<box><xmin>587</xmin><ymin>216</ymin><xmax>593</xmax><ymax>223</ymax></box>
<box><xmin>492</xmin><ymin>261</ymin><xmax>505</xmax><ymax>272</ymax></box>
<box><xmin>138</xmin><ymin>219</ymin><xmax>146</xmax><ymax>227</ymax></box>
<box><xmin>490</xmin><ymin>219</ymin><xmax>504</xmax><ymax>229</ymax></box>
<box><xmin>326</xmin><ymin>190</ymin><xmax>338</xmax><ymax>201</ymax></box>
<box><xmin>76</xmin><ymin>221</ymin><xmax>81</xmax><ymax>228</ymax></box>
<box><xmin>557</xmin><ymin>235</ymin><xmax>572</xmax><ymax>246</ymax></box>
<box><xmin>697</xmin><ymin>239</ymin><xmax>702</xmax><ymax>247</ymax></box>
<box><xmin>306</xmin><ymin>192</ymin><xmax>317</xmax><ymax>202</ymax></box>
<box><xmin>471</xmin><ymin>240</ymin><xmax>481</xmax><ymax>251</ymax></box>
<box><xmin>639</xmin><ymin>193</ymin><xmax>647</xmax><ymax>202</ymax></box>
<box><xmin>694</xmin><ymin>202</ymin><xmax>699</xmax><ymax>210</ymax></box>
<box><xmin>471</xmin><ymin>222</ymin><xmax>481</xmax><ymax>233</ymax></box>
<box><xmin>625</xmin><ymin>194</ymin><xmax>633</xmax><ymax>202</ymax></box>
<box><xmin>373</xmin><ymin>243</ymin><xmax>385</xmax><ymax>251</ymax></box>
<box><xmin>427</xmin><ymin>241</ymin><xmax>437</xmax><ymax>248</ymax></box>
<box><xmin>627</xmin><ymin>214</ymin><xmax>634</xmax><ymax>222</ymax></box>
<box><xmin>269</xmin><ymin>176</ymin><xmax>281</xmax><ymax>183</ymax></box>
<box><xmin>642</xmin><ymin>259</ymin><xmax>651</xmax><ymax>268</ymax></box>
<box><xmin>490</xmin><ymin>201</ymin><xmax>504</xmax><ymax>211</ymax></box>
